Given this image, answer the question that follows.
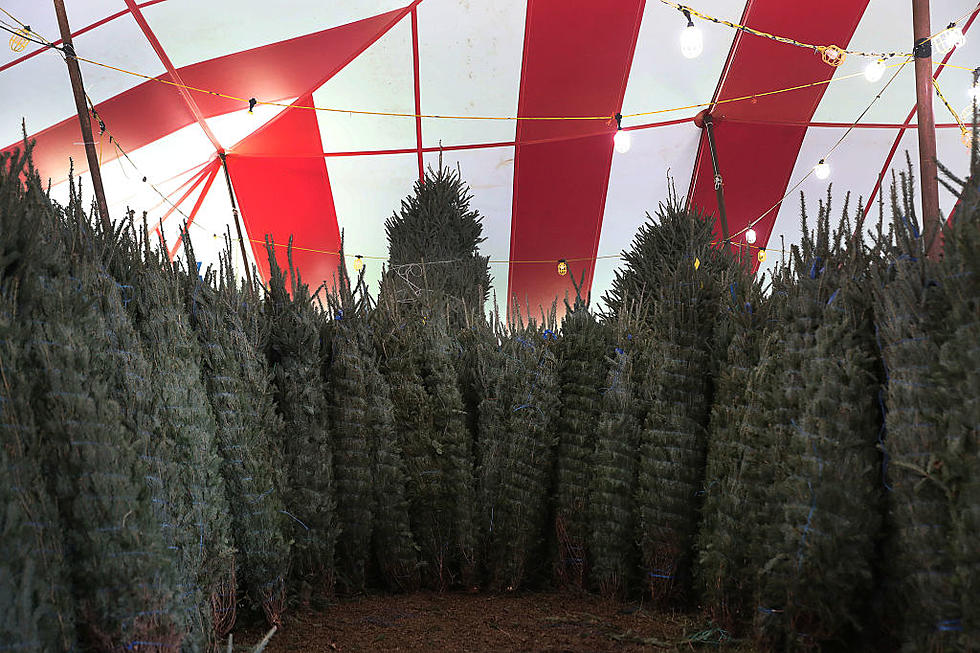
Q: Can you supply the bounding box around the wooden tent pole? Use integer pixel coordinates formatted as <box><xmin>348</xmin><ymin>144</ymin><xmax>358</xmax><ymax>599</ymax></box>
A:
<box><xmin>911</xmin><ymin>0</ymin><xmax>943</xmax><ymax>258</ymax></box>
<box><xmin>52</xmin><ymin>0</ymin><xmax>111</xmax><ymax>231</ymax></box>
<box><xmin>218</xmin><ymin>152</ymin><xmax>254</xmax><ymax>289</ymax></box>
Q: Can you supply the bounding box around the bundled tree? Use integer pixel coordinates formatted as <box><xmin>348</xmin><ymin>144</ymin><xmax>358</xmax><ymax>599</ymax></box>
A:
<box><xmin>875</xmin><ymin>170</ymin><xmax>961</xmax><ymax>652</ymax></box>
<box><xmin>477</xmin><ymin>311</ymin><xmax>559</xmax><ymax>590</ymax></box>
<box><xmin>696</xmin><ymin>269</ymin><xmax>770</xmax><ymax>628</ymax></box>
<box><xmin>185</xmin><ymin>238</ymin><xmax>289</xmax><ymax>627</ymax></box>
<box><xmin>587</xmin><ymin>317</ymin><xmax>639</xmax><ymax>598</ymax></box>
<box><xmin>111</xmin><ymin>231</ymin><xmax>235</xmax><ymax>649</ymax></box>
<box><xmin>381</xmin><ymin>163</ymin><xmax>492</xmax><ymax>326</ymax></box>
<box><xmin>553</xmin><ymin>289</ymin><xmax>612</xmax><ymax>588</ymax></box>
<box><xmin>263</xmin><ymin>239</ymin><xmax>338</xmax><ymax>598</ymax></box>
<box><xmin>607</xmin><ymin>191</ymin><xmax>740</xmax><ymax>604</ymax></box>
<box><xmin>24</xmin><ymin>209</ymin><xmax>186</xmax><ymax>647</ymax></box>
<box><xmin>751</xmin><ymin>197</ymin><xmax>885</xmax><ymax>651</ymax></box>
<box><xmin>936</xmin><ymin>158</ymin><xmax>980</xmax><ymax>650</ymax></box>
<box><xmin>323</xmin><ymin>269</ymin><xmax>376</xmax><ymax>593</ymax></box>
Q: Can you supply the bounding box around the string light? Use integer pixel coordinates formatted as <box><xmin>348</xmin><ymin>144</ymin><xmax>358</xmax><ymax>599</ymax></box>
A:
<box><xmin>557</xmin><ymin>259</ymin><xmax>568</xmax><ymax>276</ymax></box>
<box><xmin>757</xmin><ymin>249</ymin><xmax>767</xmax><ymax>263</ymax></box>
<box><xmin>7</xmin><ymin>24</ymin><xmax>29</xmax><ymax>52</ymax></box>
<box><xmin>821</xmin><ymin>45</ymin><xmax>846</xmax><ymax>67</ymax></box>
<box><xmin>745</xmin><ymin>228</ymin><xmax>757</xmax><ymax>244</ymax></box>
<box><xmin>613</xmin><ymin>113</ymin><xmax>631</xmax><ymax>153</ymax></box>
<box><xmin>352</xmin><ymin>255</ymin><xmax>364</xmax><ymax>272</ymax></box>
<box><xmin>679</xmin><ymin>9</ymin><xmax>704</xmax><ymax>59</ymax></box>
<box><xmin>864</xmin><ymin>59</ymin><xmax>886</xmax><ymax>82</ymax></box>
<box><xmin>813</xmin><ymin>158</ymin><xmax>830</xmax><ymax>180</ymax></box>
<box><xmin>935</xmin><ymin>22</ymin><xmax>966</xmax><ymax>54</ymax></box>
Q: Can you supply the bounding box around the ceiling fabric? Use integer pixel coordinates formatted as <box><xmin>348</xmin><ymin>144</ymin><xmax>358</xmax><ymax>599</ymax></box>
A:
<box><xmin>1</xmin><ymin>0</ymin><xmax>977</xmax><ymax>312</ymax></box>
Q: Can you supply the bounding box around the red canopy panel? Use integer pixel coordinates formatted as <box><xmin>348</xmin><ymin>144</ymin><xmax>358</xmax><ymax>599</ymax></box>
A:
<box><xmin>687</xmin><ymin>0</ymin><xmax>870</xmax><ymax>269</ymax></box>
<box><xmin>507</xmin><ymin>0</ymin><xmax>645</xmax><ymax>316</ymax></box>
<box><xmin>2</xmin><ymin>6</ymin><xmax>412</xmax><ymax>184</ymax></box>
<box><xmin>226</xmin><ymin>93</ymin><xmax>341</xmax><ymax>290</ymax></box>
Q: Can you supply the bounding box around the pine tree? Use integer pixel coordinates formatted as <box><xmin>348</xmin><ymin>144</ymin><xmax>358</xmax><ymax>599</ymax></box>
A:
<box><xmin>0</xmin><ymin>293</ymin><xmax>77</xmax><ymax>652</ymax></box>
<box><xmin>382</xmin><ymin>164</ymin><xmax>492</xmax><ymax>325</ymax></box>
<box><xmin>752</xmin><ymin>201</ymin><xmax>884</xmax><ymax>650</ymax></box>
<box><xmin>263</xmin><ymin>240</ymin><xmax>338</xmax><ymax>597</ymax></box>
<box><xmin>325</xmin><ymin>311</ymin><xmax>375</xmax><ymax>593</ymax></box>
<box><xmin>696</xmin><ymin>273</ymin><xmax>770</xmax><ymax>628</ymax></box>
<box><xmin>553</xmin><ymin>300</ymin><xmax>611</xmax><ymax>588</ymax></box>
<box><xmin>184</xmin><ymin>240</ymin><xmax>289</xmax><ymax>627</ymax></box>
<box><xmin>115</xmin><ymin>238</ymin><xmax>235</xmax><ymax>649</ymax></box>
<box><xmin>478</xmin><ymin>318</ymin><xmax>559</xmax><ymax>590</ymax></box>
<box><xmin>587</xmin><ymin>325</ymin><xmax>638</xmax><ymax>598</ymax></box>
<box><xmin>875</xmin><ymin>169</ymin><xmax>961</xmax><ymax>652</ymax></box>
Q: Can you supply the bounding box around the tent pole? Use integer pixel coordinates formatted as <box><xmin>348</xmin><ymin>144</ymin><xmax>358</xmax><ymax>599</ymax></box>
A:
<box><xmin>52</xmin><ymin>0</ymin><xmax>111</xmax><ymax>231</ymax></box>
<box><xmin>218</xmin><ymin>153</ymin><xmax>254</xmax><ymax>289</ymax></box>
<box><xmin>911</xmin><ymin>0</ymin><xmax>943</xmax><ymax>258</ymax></box>
<box><xmin>702</xmin><ymin>113</ymin><xmax>730</xmax><ymax>245</ymax></box>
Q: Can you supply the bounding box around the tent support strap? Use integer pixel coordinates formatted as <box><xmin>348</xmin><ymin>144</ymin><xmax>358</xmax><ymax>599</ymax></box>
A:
<box><xmin>218</xmin><ymin>153</ymin><xmax>254</xmax><ymax>289</ymax></box>
<box><xmin>702</xmin><ymin>113</ymin><xmax>730</xmax><ymax>244</ymax></box>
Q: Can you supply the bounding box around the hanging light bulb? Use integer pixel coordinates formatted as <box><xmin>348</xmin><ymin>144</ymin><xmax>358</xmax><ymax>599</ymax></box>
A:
<box><xmin>352</xmin><ymin>255</ymin><xmax>364</xmax><ymax>272</ymax></box>
<box><xmin>960</xmin><ymin>85</ymin><xmax>980</xmax><ymax>127</ymax></box>
<box><xmin>745</xmin><ymin>228</ymin><xmax>757</xmax><ymax>244</ymax></box>
<box><xmin>613</xmin><ymin>113</ymin><xmax>631</xmax><ymax>153</ymax></box>
<box><xmin>557</xmin><ymin>258</ymin><xmax>568</xmax><ymax>276</ymax></box>
<box><xmin>935</xmin><ymin>23</ymin><xmax>966</xmax><ymax>54</ymax></box>
<box><xmin>679</xmin><ymin>10</ymin><xmax>703</xmax><ymax>59</ymax></box>
<box><xmin>814</xmin><ymin>158</ymin><xmax>831</xmax><ymax>180</ymax></box>
<box><xmin>864</xmin><ymin>59</ymin><xmax>886</xmax><ymax>82</ymax></box>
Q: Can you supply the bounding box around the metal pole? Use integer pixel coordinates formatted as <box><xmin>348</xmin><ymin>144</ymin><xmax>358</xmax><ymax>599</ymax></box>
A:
<box><xmin>702</xmin><ymin>113</ymin><xmax>730</xmax><ymax>244</ymax></box>
<box><xmin>911</xmin><ymin>0</ymin><xmax>943</xmax><ymax>258</ymax></box>
<box><xmin>218</xmin><ymin>153</ymin><xmax>254</xmax><ymax>289</ymax></box>
<box><xmin>52</xmin><ymin>0</ymin><xmax>111</xmax><ymax>231</ymax></box>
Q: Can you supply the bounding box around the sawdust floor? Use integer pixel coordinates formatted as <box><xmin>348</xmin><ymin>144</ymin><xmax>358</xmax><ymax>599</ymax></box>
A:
<box><xmin>236</xmin><ymin>591</ymin><xmax>757</xmax><ymax>652</ymax></box>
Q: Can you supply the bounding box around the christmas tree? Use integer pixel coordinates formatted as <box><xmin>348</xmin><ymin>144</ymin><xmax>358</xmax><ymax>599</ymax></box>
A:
<box><xmin>185</xmin><ymin>238</ymin><xmax>289</xmax><ymax>627</ymax></box>
<box><xmin>382</xmin><ymin>164</ymin><xmax>492</xmax><ymax>325</ymax></box>
<box><xmin>264</xmin><ymin>239</ymin><xmax>338</xmax><ymax>598</ymax></box>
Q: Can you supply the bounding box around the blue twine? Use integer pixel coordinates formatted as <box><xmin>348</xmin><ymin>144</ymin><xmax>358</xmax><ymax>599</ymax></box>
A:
<box><xmin>279</xmin><ymin>510</ymin><xmax>309</xmax><ymax>530</ymax></box>
<box><xmin>827</xmin><ymin>288</ymin><xmax>840</xmax><ymax>305</ymax></box>
<box><xmin>937</xmin><ymin>619</ymin><xmax>962</xmax><ymax>632</ymax></box>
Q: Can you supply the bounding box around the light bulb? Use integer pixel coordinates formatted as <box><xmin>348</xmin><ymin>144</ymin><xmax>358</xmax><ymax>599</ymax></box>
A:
<box><xmin>935</xmin><ymin>24</ymin><xmax>965</xmax><ymax>54</ymax></box>
<box><xmin>864</xmin><ymin>59</ymin><xmax>886</xmax><ymax>82</ymax></box>
<box><xmin>352</xmin><ymin>255</ymin><xmax>364</xmax><ymax>272</ymax></box>
<box><xmin>745</xmin><ymin>228</ymin><xmax>757</xmax><ymax>244</ymax></box>
<box><xmin>814</xmin><ymin>159</ymin><xmax>830</xmax><ymax>180</ymax></box>
<box><xmin>614</xmin><ymin>129</ymin><xmax>631</xmax><ymax>153</ymax></box>
<box><xmin>680</xmin><ymin>22</ymin><xmax>703</xmax><ymax>59</ymax></box>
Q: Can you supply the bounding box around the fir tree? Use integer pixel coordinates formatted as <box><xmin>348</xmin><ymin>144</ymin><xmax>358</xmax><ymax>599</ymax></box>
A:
<box><xmin>875</xmin><ymin>170</ymin><xmax>960</xmax><ymax>652</ymax></box>
<box><xmin>587</xmin><ymin>325</ymin><xmax>639</xmax><ymax>598</ymax></box>
<box><xmin>552</xmin><ymin>297</ymin><xmax>611</xmax><ymax>588</ymax></box>
<box><xmin>185</xmin><ymin>240</ymin><xmax>289</xmax><ymax>627</ymax></box>
<box><xmin>479</xmin><ymin>317</ymin><xmax>558</xmax><ymax>590</ymax></box>
<box><xmin>263</xmin><ymin>239</ymin><xmax>338</xmax><ymax>597</ymax></box>
<box><xmin>382</xmin><ymin>164</ymin><xmax>492</xmax><ymax>324</ymax></box>
<box><xmin>696</xmin><ymin>272</ymin><xmax>770</xmax><ymax>628</ymax></box>
<box><xmin>0</xmin><ymin>293</ymin><xmax>76</xmax><ymax>652</ymax></box>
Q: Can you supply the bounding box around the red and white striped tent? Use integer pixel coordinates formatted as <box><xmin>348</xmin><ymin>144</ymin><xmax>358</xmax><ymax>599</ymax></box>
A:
<box><xmin>2</xmin><ymin>1</ymin><xmax>977</xmax><ymax>312</ymax></box>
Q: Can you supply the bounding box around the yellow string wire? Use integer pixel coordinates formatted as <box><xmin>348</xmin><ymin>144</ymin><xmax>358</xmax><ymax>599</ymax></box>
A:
<box><xmin>933</xmin><ymin>76</ymin><xmax>969</xmax><ymax>137</ymax></box>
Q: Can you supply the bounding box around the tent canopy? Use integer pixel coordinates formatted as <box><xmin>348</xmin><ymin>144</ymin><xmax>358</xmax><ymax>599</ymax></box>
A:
<box><xmin>2</xmin><ymin>0</ymin><xmax>977</xmax><ymax>312</ymax></box>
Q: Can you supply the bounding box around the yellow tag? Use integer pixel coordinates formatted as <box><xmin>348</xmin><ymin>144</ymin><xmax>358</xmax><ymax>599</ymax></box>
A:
<box><xmin>757</xmin><ymin>249</ymin><xmax>767</xmax><ymax>263</ymax></box>
<box><xmin>694</xmin><ymin>257</ymin><xmax>701</xmax><ymax>270</ymax></box>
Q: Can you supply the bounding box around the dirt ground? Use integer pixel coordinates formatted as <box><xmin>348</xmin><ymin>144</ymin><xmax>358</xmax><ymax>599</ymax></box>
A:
<box><xmin>236</xmin><ymin>591</ymin><xmax>755</xmax><ymax>652</ymax></box>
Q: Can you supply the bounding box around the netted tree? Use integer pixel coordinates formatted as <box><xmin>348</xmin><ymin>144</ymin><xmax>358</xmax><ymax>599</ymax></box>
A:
<box><xmin>587</xmin><ymin>317</ymin><xmax>639</xmax><ymax>598</ymax></box>
<box><xmin>477</xmin><ymin>311</ymin><xmax>559</xmax><ymax>591</ymax></box>
<box><xmin>263</xmin><ymin>239</ymin><xmax>338</xmax><ymax>599</ymax></box>
<box><xmin>184</xmin><ymin>238</ymin><xmax>289</xmax><ymax>627</ymax></box>
<box><xmin>875</xmin><ymin>168</ymin><xmax>961</xmax><ymax>652</ymax></box>
<box><xmin>696</xmin><ymin>269</ymin><xmax>770</xmax><ymax>628</ymax></box>
<box><xmin>113</xmin><ymin>232</ymin><xmax>235</xmax><ymax>649</ymax></box>
<box><xmin>553</xmin><ymin>284</ymin><xmax>612</xmax><ymax>589</ymax></box>
<box><xmin>607</xmin><ymin>191</ymin><xmax>740</xmax><ymax>605</ymax></box>
<box><xmin>381</xmin><ymin>163</ymin><xmax>492</xmax><ymax>326</ymax></box>
<box><xmin>750</xmin><ymin>197</ymin><xmax>885</xmax><ymax>651</ymax></box>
